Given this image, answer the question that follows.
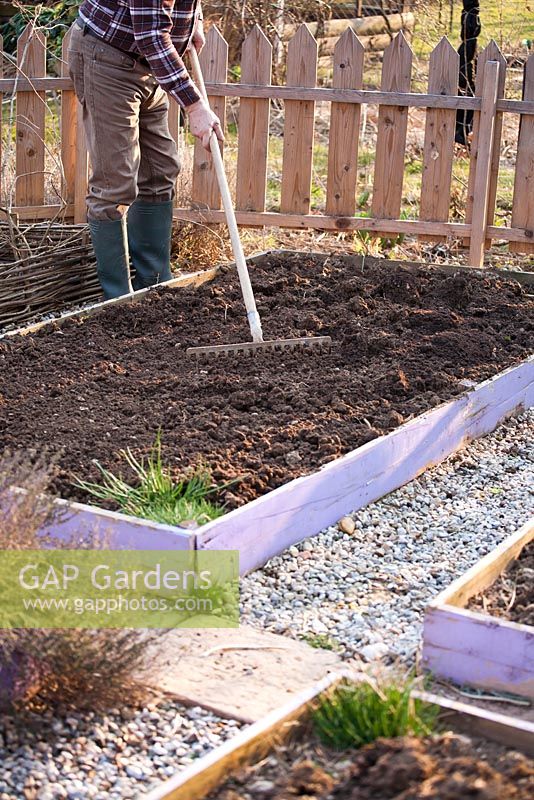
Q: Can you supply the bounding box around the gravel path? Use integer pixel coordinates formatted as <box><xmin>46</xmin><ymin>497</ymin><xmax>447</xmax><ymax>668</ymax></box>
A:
<box><xmin>241</xmin><ymin>410</ymin><xmax>534</xmax><ymax>662</ymax></box>
<box><xmin>0</xmin><ymin>700</ymin><xmax>242</xmax><ymax>800</ymax></box>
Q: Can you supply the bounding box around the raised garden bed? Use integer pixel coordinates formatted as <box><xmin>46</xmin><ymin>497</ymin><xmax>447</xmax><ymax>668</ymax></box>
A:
<box><xmin>144</xmin><ymin>672</ymin><xmax>534</xmax><ymax>800</ymax></box>
<box><xmin>0</xmin><ymin>252</ymin><xmax>533</xmax><ymax>569</ymax></box>
<box><xmin>422</xmin><ymin>517</ymin><xmax>534</xmax><ymax>699</ymax></box>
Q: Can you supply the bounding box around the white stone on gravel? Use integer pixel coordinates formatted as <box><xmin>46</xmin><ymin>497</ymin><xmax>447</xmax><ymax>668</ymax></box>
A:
<box><xmin>240</xmin><ymin>410</ymin><xmax>534</xmax><ymax>661</ymax></box>
<box><xmin>0</xmin><ymin>701</ymin><xmax>242</xmax><ymax>799</ymax></box>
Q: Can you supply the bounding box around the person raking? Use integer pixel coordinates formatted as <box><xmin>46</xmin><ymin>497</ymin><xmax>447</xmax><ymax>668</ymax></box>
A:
<box><xmin>68</xmin><ymin>0</ymin><xmax>223</xmax><ymax>299</ymax></box>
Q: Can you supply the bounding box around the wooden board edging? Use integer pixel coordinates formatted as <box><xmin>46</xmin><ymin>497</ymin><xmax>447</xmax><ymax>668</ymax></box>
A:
<box><xmin>42</xmin><ymin>495</ymin><xmax>194</xmax><ymax>551</ymax></box>
<box><xmin>429</xmin><ymin>517</ymin><xmax>534</xmax><ymax>609</ymax></box>
<box><xmin>0</xmin><ymin>267</ymin><xmax>219</xmax><ymax>341</ymax></box>
<box><xmin>145</xmin><ymin>671</ymin><xmax>534</xmax><ymax>800</ymax></box>
<box><xmin>422</xmin><ymin>519</ymin><xmax>534</xmax><ymax>699</ymax></box>
<box><xmin>144</xmin><ymin>670</ymin><xmax>345</xmax><ymax>800</ymax></box>
<box><xmin>412</xmin><ymin>690</ymin><xmax>534</xmax><ymax>756</ymax></box>
<box><xmin>197</xmin><ymin>355</ymin><xmax>534</xmax><ymax>573</ymax></box>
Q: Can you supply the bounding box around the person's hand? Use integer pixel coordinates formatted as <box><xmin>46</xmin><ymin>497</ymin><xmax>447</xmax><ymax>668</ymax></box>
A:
<box><xmin>192</xmin><ymin>18</ymin><xmax>205</xmax><ymax>53</ymax></box>
<box><xmin>187</xmin><ymin>98</ymin><xmax>224</xmax><ymax>151</ymax></box>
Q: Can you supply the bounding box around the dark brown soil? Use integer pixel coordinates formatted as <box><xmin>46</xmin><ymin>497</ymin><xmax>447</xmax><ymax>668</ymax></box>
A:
<box><xmin>468</xmin><ymin>540</ymin><xmax>534</xmax><ymax>626</ymax></box>
<box><xmin>211</xmin><ymin>734</ymin><xmax>534</xmax><ymax>800</ymax></box>
<box><xmin>0</xmin><ymin>254</ymin><xmax>532</xmax><ymax>510</ymax></box>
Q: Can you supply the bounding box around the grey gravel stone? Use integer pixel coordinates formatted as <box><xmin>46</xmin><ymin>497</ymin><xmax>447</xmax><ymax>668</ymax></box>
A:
<box><xmin>241</xmin><ymin>410</ymin><xmax>534</xmax><ymax>661</ymax></box>
<box><xmin>0</xmin><ymin>700</ymin><xmax>242</xmax><ymax>799</ymax></box>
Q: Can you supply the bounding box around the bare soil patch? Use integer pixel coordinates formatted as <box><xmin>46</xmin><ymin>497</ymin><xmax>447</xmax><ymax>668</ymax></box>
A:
<box><xmin>211</xmin><ymin>733</ymin><xmax>534</xmax><ymax>800</ymax></box>
<box><xmin>0</xmin><ymin>254</ymin><xmax>532</xmax><ymax>511</ymax></box>
<box><xmin>468</xmin><ymin>540</ymin><xmax>534</xmax><ymax>627</ymax></box>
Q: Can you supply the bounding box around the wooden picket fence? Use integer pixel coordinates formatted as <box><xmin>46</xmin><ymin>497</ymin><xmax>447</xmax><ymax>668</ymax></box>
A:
<box><xmin>1</xmin><ymin>23</ymin><xmax>534</xmax><ymax>266</ymax></box>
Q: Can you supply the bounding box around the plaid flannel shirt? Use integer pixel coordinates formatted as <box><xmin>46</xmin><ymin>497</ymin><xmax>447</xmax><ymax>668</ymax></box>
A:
<box><xmin>79</xmin><ymin>0</ymin><xmax>202</xmax><ymax>108</ymax></box>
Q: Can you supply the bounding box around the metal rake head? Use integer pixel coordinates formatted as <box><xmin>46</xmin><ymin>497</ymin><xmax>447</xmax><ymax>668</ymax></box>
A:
<box><xmin>186</xmin><ymin>336</ymin><xmax>332</xmax><ymax>359</ymax></box>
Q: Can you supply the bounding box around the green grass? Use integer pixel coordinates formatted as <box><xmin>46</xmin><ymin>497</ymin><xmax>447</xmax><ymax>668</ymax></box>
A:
<box><xmin>412</xmin><ymin>0</ymin><xmax>534</xmax><ymax>61</ymax></box>
<box><xmin>312</xmin><ymin>677</ymin><xmax>440</xmax><ymax>751</ymax></box>
<box><xmin>74</xmin><ymin>435</ymin><xmax>227</xmax><ymax>527</ymax></box>
<box><xmin>301</xmin><ymin>633</ymin><xmax>341</xmax><ymax>652</ymax></box>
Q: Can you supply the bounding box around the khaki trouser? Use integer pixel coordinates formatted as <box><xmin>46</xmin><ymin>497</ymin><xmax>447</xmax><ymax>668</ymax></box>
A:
<box><xmin>68</xmin><ymin>23</ymin><xmax>181</xmax><ymax>221</ymax></box>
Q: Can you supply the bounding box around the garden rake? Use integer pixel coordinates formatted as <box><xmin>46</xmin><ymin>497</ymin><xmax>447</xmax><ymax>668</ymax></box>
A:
<box><xmin>186</xmin><ymin>47</ymin><xmax>331</xmax><ymax>358</ymax></box>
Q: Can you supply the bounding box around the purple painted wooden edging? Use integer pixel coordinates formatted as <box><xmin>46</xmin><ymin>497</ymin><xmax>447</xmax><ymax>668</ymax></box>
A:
<box><xmin>40</xmin><ymin>498</ymin><xmax>194</xmax><ymax>551</ymax></box>
<box><xmin>197</xmin><ymin>356</ymin><xmax>534</xmax><ymax>574</ymax></box>
<box><xmin>423</xmin><ymin>606</ymin><xmax>534</xmax><ymax>698</ymax></box>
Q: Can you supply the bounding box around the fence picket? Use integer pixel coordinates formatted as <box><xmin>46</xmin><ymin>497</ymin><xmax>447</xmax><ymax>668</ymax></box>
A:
<box><xmin>469</xmin><ymin>60</ymin><xmax>500</xmax><ymax>267</ymax></box>
<box><xmin>326</xmin><ymin>28</ymin><xmax>364</xmax><ymax>217</ymax></box>
<box><xmin>236</xmin><ymin>25</ymin><xmax>272</xmax><ymax>213</ymax></box>
<box><xmin>419</xmin><ymin>37</ymin><xmax>458</xmax><ymax>243</ymax></box>
<box><xmin>465</xmin><ymin>40</ymin><xmax>506</xmax><ymax>248</ymax></box>
<box><xmin>191</xmin><ymin>27</ymin><xmax>227</xmax><ymax>210</ymax></box>
<box><xmin>510</xmin><ymin>55</ymin><xmax>534</xmax><ymax>254</ymax></box>
<box><xmin>15</xmin><ymin>24</ymin><xmax>46</xmax><ymax>207</ymax></box>
<box><xmin>60</xmin><ymin>29</ymin><xmax>76</xmax><ymax>206</ymax></box>
<box><xmin>371</xmin><ymin>32</ymin><xmax>412</xmax><ymax>224</ymax></box>
<box><xmin>281</xmin><ymin>25</ymin><xmax>317</xmax><ymax>214</ymax></box>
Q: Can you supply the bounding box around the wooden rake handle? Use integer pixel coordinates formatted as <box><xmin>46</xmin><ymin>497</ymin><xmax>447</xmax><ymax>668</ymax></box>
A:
<box><xmin>188</xmin><ymin>47</ymin><xmax>263</xmax><ymax>343</ymax></box>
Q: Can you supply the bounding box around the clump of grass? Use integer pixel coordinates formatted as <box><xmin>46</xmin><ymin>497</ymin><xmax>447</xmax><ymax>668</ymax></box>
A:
<box><xmin>302</xmin><ymin>633</ymin><xmax>341</xmax><ymax>652</ymax></box>
<box><xmin>75</xmin><ymin>435</ymin><xmax>226</xmax><ymax>527</ymax></box>
<box><xmin>312</xmin><ymin>676</ymin><xmax>439</xmax><ymax>750</ymax></box>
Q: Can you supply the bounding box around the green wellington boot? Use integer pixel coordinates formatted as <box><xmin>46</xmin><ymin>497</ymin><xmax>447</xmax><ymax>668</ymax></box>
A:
<box><xmin>89</xmin><ymin>217</ymin><xmax>133</xmax><ymax>300</ymax></box>
<box><xmin>127</xmin><ymin>199</ymin><xmax>173</xmax><ymax>291</ymax></box>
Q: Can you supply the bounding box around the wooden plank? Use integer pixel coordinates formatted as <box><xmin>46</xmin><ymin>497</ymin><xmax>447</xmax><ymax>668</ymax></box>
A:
<box><xmin>419</xmin><ymin>38</ymin><xmax>459</xmax><ymax>243</ymax></box>
<box><xmin>422</xmin><ymin>605</ymin><xmax>534</xmax><ymax>699</ymax></box>
<box><xmin>235</xmin><ymin>25</ymin><xmax>272</xmax><ymax>213</ymax></box>
<box><xmin>0</xmin><ymin>203</ymin><xmax>75</xmax><ymax>221</ymax></box>
<box><xmin>15</xmin><ymin>24</ymin><xmax>46</xmax><ymax>207</ymax></box>
<box><xmin>413</xmin><ymin>690</ymin><xmax>534</xmax><ymax>756</ymax></box>
<box><xmin>204</xmin><ymin>85</ymin><xmax>533</xmax><ymax>115</ymax></box>
<box><xmin>483</xmin><ymin>45</ymin><xmax>507</xmax><ymax>248</ymax></box>
<box><xmin>0</xmin><ymin>76</ymin><xmax>533</xmax><ymax>116</ymax></box>
<box><xmin>175</xmin><ymin>207</ymin><xmax>534</xmax><ymax>244</ymax></box>
<box><xmin>465</xmin><ymin>41</ymin><xmax>507</xmax><ymax>248</ymax></box>
<box><xmin>38</xmin><ymin>497</ymin><xmax>194</xmax><ymax>551</ymax></box>
<box><xmin>60</xmin><ymin>29</ymin><xmax>76</xmax><ymax>206</ymax></box>
<box><xmin>150</xmin><ymin>627</ymin><xmax>340</xmax><ymax>724</ymax></box>
<box><xmin>196</xmin><ymin>355</ymin><xmax>534</xmax><ymax>574</ymax></box>
<box><xmin>430</xmin><ymin>518</ymin><xmax>534</xmax><ymax>608</ymax></box>
<box><xmin>176</xmin><ymin>208</ymin><xmax>471</xmax><ymax>236</ymax></box>
<box><xmin>73</xmin><ymin>99</ymin><xmax>88</xmax><ymax>223</ymax></box>
<box><xmin>0</xmin><ymin>77</ymin><xmax>73</xmax><ymax>92</ymax></box>
<box><xmin>325</xmin><ymin>29</ymin><xmax>364</xmax><ymax>216</ymax></box>
<box><xmin>497</xmin><ymin>98</ymin><xmax>534</xmax><ymax>114</ymax></box>
<box><xmin>469</xmin><ymin>60</ymin><xmax>500</xmax><ymax>267</ymax></box>
<box><xmin>280</xmin><ymin>25</ymin><xmax>317</xmax><ymax>214</ymax></box>
<box><xmin>371</xmin><ymin>33</ymin><xmax>412</xmax><ymax>223</ymax></box>
<box><xmin>2</xmin><ymin>267</ymin><xmax>219</xmax><ymax>339</ymax></box>
<box><xmin>191</xmin><ymin>26</ymin><xmax>227</xmax><ymax>210</ymax></box>
<box><xmin>145</xmin><ymin>672</ymin><xmax>343</xmax><ymax>800</ymax></box>
<box><xmin>510</xmin><ymin>54</ymin><xmax>534</xmax><ymax>254</ymax></box>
